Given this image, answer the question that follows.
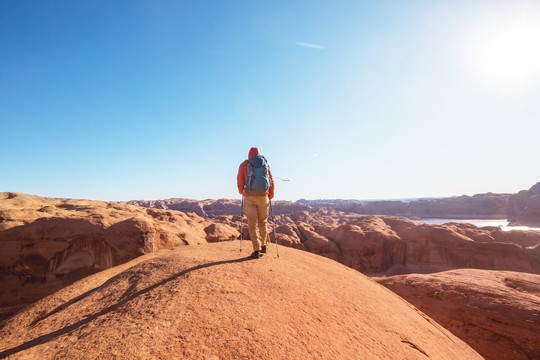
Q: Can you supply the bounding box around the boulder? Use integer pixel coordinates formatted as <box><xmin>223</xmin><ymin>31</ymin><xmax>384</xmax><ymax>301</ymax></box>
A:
<box><xmin>204</xmin><ymin>223</ymin><xmax>240</xmax><ymax>242</ymax></box>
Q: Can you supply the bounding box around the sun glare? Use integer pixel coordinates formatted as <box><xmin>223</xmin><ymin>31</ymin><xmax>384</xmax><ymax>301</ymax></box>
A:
<box><xmin>457</xmin><ymin>3</ymin><xmax>540</xmax><ymax>87</ymax></box>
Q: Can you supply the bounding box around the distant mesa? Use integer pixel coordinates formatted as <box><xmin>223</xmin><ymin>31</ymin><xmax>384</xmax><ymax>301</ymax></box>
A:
<box><xmin>296</xmin><ymin>193</ymin><xmax>511</xmax><ymax>219</ymax></box>
<box><xmin>0</xmin><ymin>242</ymin><xmax>482</xmax><ymax>360</ymax></box>
<box><xmin>508</xmin><ymin>182</ymin><xmax>540</xmax><ymax>227</ymax></box>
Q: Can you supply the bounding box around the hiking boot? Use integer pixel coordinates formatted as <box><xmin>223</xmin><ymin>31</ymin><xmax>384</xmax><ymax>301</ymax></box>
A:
<box><xmin>261</xmin><ymin>246</ymin><xmax>267</xmax><ymax>253</ymax></box>
<box><xmin>251</xmin><ymin>251</ymin><xmax>261</xmax><ymax>259</ymax></box>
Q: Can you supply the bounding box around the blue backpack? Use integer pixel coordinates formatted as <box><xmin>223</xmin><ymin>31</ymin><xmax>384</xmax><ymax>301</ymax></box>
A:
<box><xmin>245</xmin><ymin>155</ymin><xmax>271</xmax><ymax>195</ymax></box>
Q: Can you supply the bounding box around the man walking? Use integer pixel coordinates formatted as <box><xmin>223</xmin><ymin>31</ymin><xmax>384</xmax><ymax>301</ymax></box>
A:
<box><xmin>237</xmin><ymin>147</ymin><xmax>275</xmax><ymax>259</ymax></box>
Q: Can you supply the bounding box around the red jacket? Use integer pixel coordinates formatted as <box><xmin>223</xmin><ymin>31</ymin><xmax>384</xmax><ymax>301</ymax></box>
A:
<box><xmin>237</xmin><ymin>147</ymin><xmax>275</xmax><ymax>199</ymax></box>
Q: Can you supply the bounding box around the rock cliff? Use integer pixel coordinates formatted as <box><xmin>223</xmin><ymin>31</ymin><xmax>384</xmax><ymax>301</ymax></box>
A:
<box><xmin>508</xmin><ymin>182</ymin><xmax>540</xmax><ymax>226</ymax></box>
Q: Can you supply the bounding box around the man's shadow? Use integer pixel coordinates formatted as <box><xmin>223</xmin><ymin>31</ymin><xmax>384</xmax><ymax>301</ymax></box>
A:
<box><xmin>0</xmin><ymin>256</ymin><xmax>253</xmax><ymax>359</ymax></box>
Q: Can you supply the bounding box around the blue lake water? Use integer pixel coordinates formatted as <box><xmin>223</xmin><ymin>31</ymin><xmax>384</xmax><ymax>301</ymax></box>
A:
<box><xmin>416</xmin><ymin>218</ymin><xmax>540</xmax><ymax>232</ymax></box>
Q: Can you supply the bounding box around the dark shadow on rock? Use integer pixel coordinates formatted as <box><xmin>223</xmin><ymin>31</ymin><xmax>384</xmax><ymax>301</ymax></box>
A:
<box><xmin>0</xmin><ymin>256</ymin><xmax>252</xmax><ymax>359</ymax></box>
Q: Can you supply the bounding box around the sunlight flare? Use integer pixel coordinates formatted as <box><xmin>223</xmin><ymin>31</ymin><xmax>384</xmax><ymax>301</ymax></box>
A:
<box><xmin>457</xmin><ymin>3</ymin><xmax>540</xmax><ymax>87</ymax></box>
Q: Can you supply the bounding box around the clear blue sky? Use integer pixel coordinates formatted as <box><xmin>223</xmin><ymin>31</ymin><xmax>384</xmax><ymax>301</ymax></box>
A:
<box><xmin>1</xmin><ymin>0</ymin><xmax>539</xmax><ymax>201</ymax></box>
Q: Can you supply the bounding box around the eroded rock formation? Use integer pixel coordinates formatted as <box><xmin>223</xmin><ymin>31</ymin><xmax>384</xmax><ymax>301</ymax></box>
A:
<box><xmin>259</xmin><ymin>215</ymin><xmax>540</xmax><ymax>275</ymax></box>
<box><xmin>377</xmin><ymin>269</ymin><xmax>540</xmax><ymax>360</ymax></box>
<box><xmin>0</xmin><ymin>193</ymin><xmax>219</xmax><ymax>308</ymax></box>
<box><xmin>1</xmin><ymin>192</ymin><xmax>539</xmax><ymax>360</ymax></box>
<box><xmin>508</xmin><ymin>182</ymin><xmax>540</xmax><ymax>226</ymax></box>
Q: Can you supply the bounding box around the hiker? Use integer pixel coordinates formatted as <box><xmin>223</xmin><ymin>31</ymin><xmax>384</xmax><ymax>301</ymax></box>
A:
<box><xmin>237</xmin><ymin>147</ymin><xmax>275</xmax><ymax>259</ymax></box>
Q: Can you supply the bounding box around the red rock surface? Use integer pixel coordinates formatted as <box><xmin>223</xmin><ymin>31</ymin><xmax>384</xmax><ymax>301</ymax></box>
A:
<box><xmin>0</xmin><ymin>193</ymin><xmax>210</xmax><ymax>309</ymax></box>
<box><xmin>376</xmin><ymin>269</ymin><xmax>540</xmax><ymax>360</ymax></box>
<box><xmin>203</xmin><ymin>223</ymin><xmax>240</xmax><ymax>243</ymax></box>
<box><xmin>2</xmin><ymin>192</ymin><xmax>539</xmax><ymax>359</ymax></box>
<box><xmin>267</xmin><ymin>215</ymin><xmax>540</xmax><ymax>275</ymax></box>
<box><xmin>508</xmin><ymin>182</ymin><xmax>540</xmax><ymax>226</ymax></box>
<box><xmin>0</xmin><ymin>242</ymin><xmax>482</xmax><ymax>360</ymax></box>
<box><xmin>4</xmin><ymin>192</ymin><xmax>540</xmax><ymax>314</ymax></box>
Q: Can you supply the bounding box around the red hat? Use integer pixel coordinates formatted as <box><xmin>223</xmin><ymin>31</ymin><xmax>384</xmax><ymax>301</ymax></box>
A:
<box><xmin>248</xmin><ymin>147</ymin><xmax>260</xmax><ymax>159</ymax></box>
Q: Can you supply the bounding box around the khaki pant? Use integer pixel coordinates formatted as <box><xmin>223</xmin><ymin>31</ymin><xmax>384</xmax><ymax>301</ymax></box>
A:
<box><xmin>244</xmin><ymin>195</ymin><xmax>270</xmax><ymax>252</ymax></box>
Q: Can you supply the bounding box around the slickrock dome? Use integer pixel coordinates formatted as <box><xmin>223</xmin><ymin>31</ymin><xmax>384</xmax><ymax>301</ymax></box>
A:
<box><xmin>377</xmin><ymin>269</ymin><xmax>540</xmax><ymax>360</ymax></box>
<box><xmin>0</xmin><ymin>242</ymin><xmax>482</xmax><ymax>359</ymax></box>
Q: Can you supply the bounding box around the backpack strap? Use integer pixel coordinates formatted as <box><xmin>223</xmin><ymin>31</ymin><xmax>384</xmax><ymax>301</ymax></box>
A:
<box><xmin>245</xmin><ymin>159</ymin><xmax>253</xmax><ymax>192</ymax></box>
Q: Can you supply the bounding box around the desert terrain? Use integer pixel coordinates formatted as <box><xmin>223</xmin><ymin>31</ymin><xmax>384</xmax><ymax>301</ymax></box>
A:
<box><xmin>1</xmin><ymin>187</ymin><xmax>540</xmax><ymax>359</ymax></box>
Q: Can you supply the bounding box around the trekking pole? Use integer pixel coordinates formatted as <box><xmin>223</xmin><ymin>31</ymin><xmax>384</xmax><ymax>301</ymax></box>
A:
<box><xmin>240</xmin><ymin>194</ymin><xmax>244</xmax><ymax>253</ymax></box>
<box><xmin>269</xmin><ymin>199</ymin><xmax>279</xmax><ymax>258</ymax></box>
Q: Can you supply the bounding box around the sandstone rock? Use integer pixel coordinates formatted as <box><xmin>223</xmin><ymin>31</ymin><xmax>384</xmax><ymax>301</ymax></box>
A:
<box><xmin>275</xmin><ymin>223</ymin><xmax>301</xmax><ymax>239</ymax></box>
<box><xmin>377</xmin><ymin>269</ymin><xmax>540</xmax><ymax>360</ymax></box>
<box><xmin>289</xmin><ymin>210</ymin><xmax>313</xmax><ymax>223</ymax></box>
<box><xmin>527</xmin><ymin>244</ymin><xmax>540</xmax><ymax>272</ymax></box>
<box><xmin>0</xmin><ymin>193</ymin><xmax>209</xmax><ymax>308</ymax></box>
<box><xmin>3</xmin><ymin>192</ymin><xmax>540</xmax><ymax>312</ymax></box>
<box><xmin>0</xmin><ymin>242</ymin><xmax>482</xmax><ymax>360</ymax></box>
<box><xmin>328</xmin><ymin>217</ymin><xmax>405</xmax><ymax>273</ymax></box>
<box><xmin>391</xmin><ymin>218</ymin><xmax>538</xmax><ymax>274</ymax></box>
<box><xmin>488</xmin><ymin>227</ymin><xmax>540</xmax><ymax>247</ymax></box>
<box><xmin>214</xmin><ymin>211</ymin><xmax>540</xmax><ymax>276</ymax></box>
<box><xmin>273</xmin><ymin>224</ymin><xmax>305</xmax><ymax>249</ymax></box>
<box><xmin>273</xmin><ymin>233</ymin><xmax>306</xmax><ymax>250</ymax></box>
<box><xmin>204</xmin><ymin>223</ymin><xmax>240</xmax><ymax>242</ymax></box>
<box><xmin>322</xmin><ymin>216</ymin><xmax>540</xmax><ymax>275</ymax></box>
<box><xmin>508</xmin><ymin>182</ymin><xmax>540</xmax><ymax>226</ymax></box>
<box><xmin>303</xmin><ymin>234</ymin><xmax>339</xmax><ymax>261</ymax></box>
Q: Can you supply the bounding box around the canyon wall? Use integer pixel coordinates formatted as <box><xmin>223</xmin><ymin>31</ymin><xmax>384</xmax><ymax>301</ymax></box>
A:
<box><xmin>508</xmin><ymin>182</ymin><xmax>540</xmax><ymax>226</ymax></box>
